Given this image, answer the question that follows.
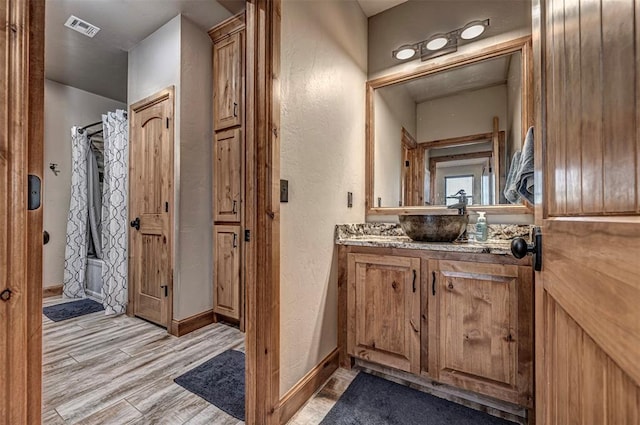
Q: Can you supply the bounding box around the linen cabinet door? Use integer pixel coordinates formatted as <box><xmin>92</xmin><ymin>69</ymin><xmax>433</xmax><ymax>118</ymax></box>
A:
<box><xmin>213</xmin><ymin>128</ymin><xmax>242</xmax><ymax>222</ymax></box>
<box><xmin>430</xmin><ymin>260</ymin><xmax>533</xmax><ymax>407</ymax></box>
<box><xmin>213</xmin><ymin>225</ymin><xmax>241</xmax><ymax>320</ymax></box>
<box><xmin>347</xmin><ymin>253</ymin><xmax>421</xmax><ymax>374</ymax></box>
<box><xmin>213</xmin><ymin>31</ymin><xmax>243</xmax><ymax>131</ymax></box>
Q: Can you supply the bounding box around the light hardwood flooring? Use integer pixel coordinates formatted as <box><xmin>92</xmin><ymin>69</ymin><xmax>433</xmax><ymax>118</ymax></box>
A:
<box><xmin>43</xmin><ymin>296</ymin><xmax>245</xmax><ymax>425</ymax></box>
<box><xmin>287</xmin><ymin>368</ymin><xmax>358</xmax><ymax>425</ymax></box>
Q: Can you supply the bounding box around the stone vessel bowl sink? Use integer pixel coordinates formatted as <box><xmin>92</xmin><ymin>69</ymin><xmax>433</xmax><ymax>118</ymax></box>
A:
<box><xmin>399</xmin><ymin>214</ymin><xmax>469</xmax><ymax>242</ymax></box>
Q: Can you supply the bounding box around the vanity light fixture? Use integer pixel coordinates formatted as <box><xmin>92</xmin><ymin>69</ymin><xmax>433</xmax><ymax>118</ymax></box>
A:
<box><xmin>392</xmin><ymin>19</ymin><xmax>490</xmax><ymax>62</ymax></box>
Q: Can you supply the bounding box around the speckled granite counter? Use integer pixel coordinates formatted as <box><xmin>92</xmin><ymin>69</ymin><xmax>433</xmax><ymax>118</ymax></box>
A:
<box><xmin>335</xmin><ymin>223</ymin><xmax>532</xmax><ymax>256</ymax></box>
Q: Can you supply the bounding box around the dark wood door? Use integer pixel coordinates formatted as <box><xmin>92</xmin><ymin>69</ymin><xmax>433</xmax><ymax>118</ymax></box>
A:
<box><xmin>129</xmin><ymin>88</ymin><xmax>174</xmax><ymax>328</ymax></box>
<box><xmin>536</xmin><ymin>0</ymin><xmax>640</xmax><ymax>422</ymax></box>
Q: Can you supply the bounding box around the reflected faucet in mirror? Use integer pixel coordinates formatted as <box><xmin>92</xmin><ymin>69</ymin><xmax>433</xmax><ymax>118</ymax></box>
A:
<box><xmin>446</xmin><ymin>189</ymin><xmax>468</xmax><ymax>215</ymax></box>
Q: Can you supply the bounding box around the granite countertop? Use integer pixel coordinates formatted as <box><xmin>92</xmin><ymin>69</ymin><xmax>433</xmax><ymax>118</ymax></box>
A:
<box><xmin>335</xmin><ymin>223</ymin><xmax>533</xmax><ymax>256</ymax></box>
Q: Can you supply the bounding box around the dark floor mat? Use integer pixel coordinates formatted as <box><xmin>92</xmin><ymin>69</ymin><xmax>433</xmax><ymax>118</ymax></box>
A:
<box><xmin>43</xmin><ymin>298</ymin><xmax>104</xmax><ymax>322</ymax></box>
<box><xmin>320</xmin><ymin>372</ymin><xmax>517</xmax><ymax>425</ymax></box>
<box><xmin>174</xmin><ymin>349</ymin><xmax>245</xmax><ymax>421</ymax></box>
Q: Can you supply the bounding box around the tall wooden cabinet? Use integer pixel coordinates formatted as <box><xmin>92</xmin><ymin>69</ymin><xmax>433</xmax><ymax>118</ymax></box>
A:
<box><xmin>210</xmin><ymin>13</ymin><xmax>246</xmax><ymax>328</ymax></box>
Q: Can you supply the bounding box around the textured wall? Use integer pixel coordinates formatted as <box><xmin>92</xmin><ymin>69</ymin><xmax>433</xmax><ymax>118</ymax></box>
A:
<box><xmin>176</xmin><ymin>16</ymin><xmax>214</xmax><ymax>320</ymax></box>
<box><xmin>280</xmin><ymin>0</ymin><xmax>367</xmax><ymax>396</ymax></box>
<box><xmin>43</xmin><ymin>79</ymin><xmax>126</xmax><ymax>288</ymax></box>
<box><xmin>416</xmin><ymin>85</ymin><xmax>507</xmax><ymax>142</ymax></box>
<box><xmin>506</xmin><ymin>52</ymin><xmax>523</xmax><ymax>164</ymax></box>
<box><xmin>374</xmin><ymin>88</ymin><xmax>416</xmax><ymax>207</ymax></box>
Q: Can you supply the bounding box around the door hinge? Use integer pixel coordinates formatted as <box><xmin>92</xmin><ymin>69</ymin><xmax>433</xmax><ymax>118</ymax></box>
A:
<box><xmin>166</xmin><ymin>117</ymin><xmax>169</xmax><ymax>129</ymax></box>
<box><xmin>165</xmin><ymin>201</ymin><xmax>169</xmax><ymax>213</ymax></box>
<box><xmin>244</xmin><ymin>229</ymin><xmax>251</xmax><ymax>242</ymax></box>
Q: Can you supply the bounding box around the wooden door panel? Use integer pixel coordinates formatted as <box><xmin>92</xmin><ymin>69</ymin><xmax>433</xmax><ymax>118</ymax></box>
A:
<box><xmin>347</xmin><ymin>254</ymin><xmax>421</xmax><ymax>374</ymax></box>
<box><xmin>214</xmin><ymin>225</ymin><xmax>241</xmax><ymax>319</ymax></box>
<box><xmin>538</xmin><ymin>0</ymin><xmax>640</xmax><ymax>421</ymax></box>
<box><xmin>213</xmin><ymin>32</ymin><xmax>243</xmax><ymax>131</ymax></box>
<box><xmin>129</xmin><ymin>88</ymin><xmax>173</xmax><ymax>328</ymax></box>
<box><xmin>545</xmin><ymin>0</ymin><xmax>640</xmax><ymax>215</ymax></box>
<box><xmin>214</xmin><ymin>128</ymin><xmax>242</xmax><ymax>222</ymax></box>
<box><xmin>543</xmin><ymin>294</ymin><xmax>640</xmax><ymax>425</ymax></box>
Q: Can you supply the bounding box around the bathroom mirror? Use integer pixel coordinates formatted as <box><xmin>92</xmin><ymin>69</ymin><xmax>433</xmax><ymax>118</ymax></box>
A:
<box><xmin>366</xmin><ymin>37</ymin><xmax>532</xmax><ymax>215</ymax></box>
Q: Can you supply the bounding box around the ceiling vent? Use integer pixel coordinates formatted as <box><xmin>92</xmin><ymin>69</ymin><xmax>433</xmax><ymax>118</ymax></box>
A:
<box><xmin>64</xmin><ymin>15</ymin><xmax>100</xmax><ymax>38</ymax></box>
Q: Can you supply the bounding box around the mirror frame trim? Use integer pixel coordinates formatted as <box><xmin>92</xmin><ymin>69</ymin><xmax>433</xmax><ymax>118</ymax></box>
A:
<box><xmin>366</xmin><ymin>35</ymin><xmax>533</xmax><ymax>216</ymax></box>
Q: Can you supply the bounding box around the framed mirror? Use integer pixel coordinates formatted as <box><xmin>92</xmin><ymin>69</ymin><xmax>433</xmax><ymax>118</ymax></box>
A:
<box><xmin>366</xmin><ymin>36</ymin><xmax>533</xmax><ymax>215</ymax></box>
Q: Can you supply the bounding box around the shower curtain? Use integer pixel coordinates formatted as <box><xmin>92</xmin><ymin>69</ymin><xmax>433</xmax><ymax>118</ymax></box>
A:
<box><xmin>101</xmin><ymin>110</ymin><xmax>129</xmax><ymax>315</ymax></box>
<box><xmin>62</xmin><ymin>128</ymin><xmax>90</xmax><ymax>299</ymax></box>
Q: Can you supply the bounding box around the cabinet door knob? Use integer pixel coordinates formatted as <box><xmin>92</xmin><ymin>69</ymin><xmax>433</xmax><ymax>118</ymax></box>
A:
<box><xmin>233</xmin><ymin>102</ymin><xmax>238</xmax><ymax>117</ymax></box>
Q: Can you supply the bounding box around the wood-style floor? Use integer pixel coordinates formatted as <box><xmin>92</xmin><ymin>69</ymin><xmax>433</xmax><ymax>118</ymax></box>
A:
<box><xmin>43</xmin><ymin>296</ymin><xmax>245</xmax><ymax>425</ymax></box>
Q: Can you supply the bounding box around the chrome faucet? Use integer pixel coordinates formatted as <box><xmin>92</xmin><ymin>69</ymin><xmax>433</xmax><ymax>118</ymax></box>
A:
<box><xmin>446</xmin><ymin>189</ymin><xmax>469</xmax><ymax>215</ymax></box>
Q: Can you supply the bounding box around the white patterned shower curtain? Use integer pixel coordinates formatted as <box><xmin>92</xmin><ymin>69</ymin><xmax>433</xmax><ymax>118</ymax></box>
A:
<box><xmin>101</xmin><ymin>110</ymin><xmax>129</xmax><ymax>315</ymax></box>
<box><xmin>62</xmin><ymin>128</ymin><xmax>90</xmax><ymax>299</ymax></box>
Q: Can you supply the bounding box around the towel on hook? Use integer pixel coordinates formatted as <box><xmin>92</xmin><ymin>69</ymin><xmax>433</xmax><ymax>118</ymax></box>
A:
<box><xmin>503</xmin><ymin>126</ymin><xmax>535</xmax><ymax>204</ymax></box>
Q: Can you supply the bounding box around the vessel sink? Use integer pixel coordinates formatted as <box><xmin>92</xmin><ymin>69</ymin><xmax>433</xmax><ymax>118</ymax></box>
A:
<box><xmin>399</xmin><ymin>214</ymin><xmax>469</xmax><ymax>242</ymax></box>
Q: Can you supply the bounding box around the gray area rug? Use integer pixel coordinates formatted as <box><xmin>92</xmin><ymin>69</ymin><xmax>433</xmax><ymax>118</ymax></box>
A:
<box><xmin>320</xmin><ymin>372</ymin><xmax>516</xmax><ymax>425</ymax></box>
<box><xmin>43</xmin><ymin>298</ymin><xmax>104</xmax><ymax>322</ymax></box>
<box><xmin>174</xmin><ymin>349</ymin><xmax>245</xmax><ymax>421</ymax></box>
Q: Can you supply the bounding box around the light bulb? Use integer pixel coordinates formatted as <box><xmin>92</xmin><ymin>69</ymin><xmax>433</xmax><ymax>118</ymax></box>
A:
<box><xmin>426</xmin><ymin>36</ymin><xmax>448</xmax><ymax>51</ymax></box>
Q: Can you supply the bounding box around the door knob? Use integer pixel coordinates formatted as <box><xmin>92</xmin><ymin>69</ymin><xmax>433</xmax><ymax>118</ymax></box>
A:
<box><xmin>130</xmin><ymin>217</ymin><xmax>140</xmax><ymax>230</ymax></box>
<box><xmin>510</xmin><ymin>227</ymin><xmax>542</xmax><ymax>271</ymax></box>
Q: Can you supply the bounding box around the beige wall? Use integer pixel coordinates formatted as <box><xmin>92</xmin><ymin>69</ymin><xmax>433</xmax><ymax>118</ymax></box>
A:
<box><xmin>280</xmin><ymin>0</ymin><xmax>367</xmax><ymax>396</ymax></box>
<box><xmin>176</xmin><ymin>16</ymin><xmax>214</xmax><ymax>320</ymax></box>
<box><xmin>506</xmin><ymin>52</ymin><xmax>523</xmax><ymax>165</ymax></box>
<box><xmin>43</xmin><ymin>80</ymin><xmax>126</xmax><ymax>288</ymax></box>
<box><xmin>128</xmin><ymin>15</ymin><xmax>214</xmax><ymax>320</ymax></box>
<box><xmin>416</xmin><ymin>85</ymin><xmax>507</xmax><ymax>142</ymax></box>
<box><xmin>374</xmin><ymin>87</ymin><xmax>416</xmax><ymax>208</ymax></box>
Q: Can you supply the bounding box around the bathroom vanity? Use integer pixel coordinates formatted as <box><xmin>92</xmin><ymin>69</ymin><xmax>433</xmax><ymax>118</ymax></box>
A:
<box><xmin>336</xmin><ymin>223</ymin><xmax>534</xmax><ymax>418</ymax></box>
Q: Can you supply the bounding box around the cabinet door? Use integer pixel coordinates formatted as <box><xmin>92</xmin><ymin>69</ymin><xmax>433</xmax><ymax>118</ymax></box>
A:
<box><xmin>430</xmin><ymin>260</ymin><xmax>533</xmax><ymax>407</ymax></box>
<box><xmin>214</xmin><ymin>128</ymin><xmax>242</xmax><ymax>222</ymax></box>
<box><xmin>213</xmin><ymin>225</ymin><xmax>241</xmax><ymax>320</ymax></box>
<box><xmin>347</xmin><ymin>253</ymin><xmax>421</xmax><ymax>374</ymax></box>
<box><xmin>213</xmin><ymin>31</ymin><xmax>243</xmax><ymax>131</ymax></box>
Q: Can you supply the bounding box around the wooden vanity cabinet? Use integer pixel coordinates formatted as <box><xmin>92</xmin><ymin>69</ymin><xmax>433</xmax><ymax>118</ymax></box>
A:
<box><xmin>429</xmin><ymin>260</ymin><xmax>533</xmax><ymax>407</ymax></box>
<box><xmin>347</xmin><ymin>253</ymin><xmax>421</xmax><ymax>374</ymax></box>
<box><xmin>341</xmin><ymin>246</ymin><xmax>533</xmax><ymax>410</ymax></box>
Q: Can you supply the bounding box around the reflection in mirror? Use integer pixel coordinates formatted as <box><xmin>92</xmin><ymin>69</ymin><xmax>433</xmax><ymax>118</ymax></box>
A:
<box><xmin>373</xmin><ymin>51</ymin><xmax>524</xmax><ymax>208</ymax></box>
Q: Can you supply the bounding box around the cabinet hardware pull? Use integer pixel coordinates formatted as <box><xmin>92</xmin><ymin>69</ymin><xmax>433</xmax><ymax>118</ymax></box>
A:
<box><xmin>233</xmin><ymin>233</ymin><xmax>238</xmax><ymax>248</ymax></box>
<box><xmin>412</xmin><ymin>270</ymin><xmax>417</xmax><ymax>293</ymax></box>
<box><xmin>233</xmin><ymin>102</ymin><xmax>238</xmax><ymax>117</ymax></box>
<box><xmin>432</xmin><ymin>271</ymin><xmax>436</xmax><ymax>296</ymax></box>
<box><xmin>160</xmin><ymin>285</ymin><xmax>168</xmax><ymax>297</ymax></box>
<box><xmin>232</xmin><ymin>200</ymin><xmax>237</xmax><ymax>214</ymax></box>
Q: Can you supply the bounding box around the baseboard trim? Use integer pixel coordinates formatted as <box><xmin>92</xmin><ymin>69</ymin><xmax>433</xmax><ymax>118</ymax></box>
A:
<box><xmin>43</xmin><ymin>284</ymin><xmax>63</xmax><ymax>298</ymax></box>
<box><xmin>169</xmin><ymin>309</ymin><xmax>215</xmax><ymax>337</ymax></box>
<box><xmin>277</xmin><ymin>348</ymin><xmax>339</xmax><ymax>424</ymax></box>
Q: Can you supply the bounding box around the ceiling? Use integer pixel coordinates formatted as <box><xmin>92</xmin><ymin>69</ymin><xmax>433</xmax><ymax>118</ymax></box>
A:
<box><xmin>398</xmin><ymin>53</ymin><xmax>513</xmax><ymax>104</ymax></box>
<box><xmin>356</xmin><ymin>0</ymin><xmax>408</xmax><ymax>17</ymax></box>
<box><xmin>368</xmin><ymin>0</ymin><xmax>531</xmax><ymax>76</ymax></box>
<box><xmin>45</xmin><ymin>0</ymin><xmax>232</xmax><ymax>101</ymax></box>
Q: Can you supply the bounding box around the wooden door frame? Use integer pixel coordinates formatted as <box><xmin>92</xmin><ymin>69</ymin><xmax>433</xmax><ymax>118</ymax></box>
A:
<box><xmin>1</xmin><ymin>0</ymin><xmax>45</xmax><ymax>423</ymax></box>
<box><xmin>531</xmin><ymin>0</ymin><xmax>546</xmax><ymax>422</ymax></box>
<box><xmin>6</xmin><ymin>0</ymin><xmax>281</xmax><ymax>424</ymax></box>
<box><xmin>127</xmin><ymin>86</ymin><xmax>175</xmax><ymax>331</ymax></box>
